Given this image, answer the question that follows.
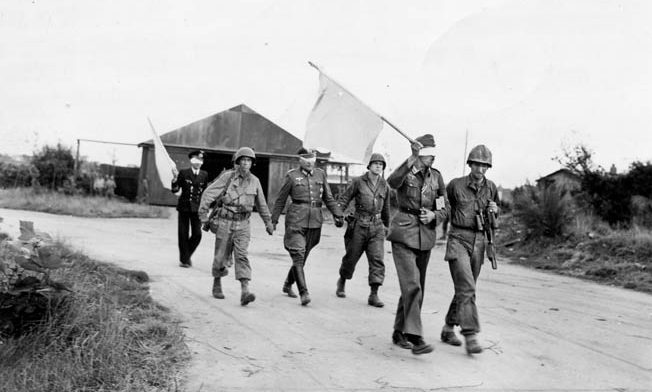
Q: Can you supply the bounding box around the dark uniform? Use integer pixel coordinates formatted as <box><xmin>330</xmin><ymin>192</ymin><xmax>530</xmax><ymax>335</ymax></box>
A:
<box><xmin>271</xmin><ymin>164</ymin><xmax>343</xmax><ymax>305</ymax></box>
<box><xmin>444</xmin><ymin>175</ymin><xmax>499</xmax><ymax>339</ymax></box>
<box><xmin>172</xmin><ymin>165</ymin><xmax>208</xmax><ymax>266</ymax></box>
<box><xmin>337</xmin><ymin>170</ymin><xmax>390</xmax><ymax>305</ymax></box>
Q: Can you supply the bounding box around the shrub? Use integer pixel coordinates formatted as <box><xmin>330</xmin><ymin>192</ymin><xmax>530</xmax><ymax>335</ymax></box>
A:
<box><xmin>30</xmin><ymin>143</ymin><xmax>75</xmax><ymax>190</ymax></box>
<box><xmin>513</xmin><ymin>184</ymin><xmax>572</xmax><ymax>238</ymax></box>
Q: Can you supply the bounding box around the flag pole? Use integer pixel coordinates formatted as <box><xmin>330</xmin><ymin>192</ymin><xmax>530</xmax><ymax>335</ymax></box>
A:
<box><xmin>308</xmin><ymin>61</ymin><xmax>416</xmax><ymax>144</ymax></box>
<box><xmin>462</xmin><ymin>128</ymin><xmax>469</xmax><ymax>176</ymax></box>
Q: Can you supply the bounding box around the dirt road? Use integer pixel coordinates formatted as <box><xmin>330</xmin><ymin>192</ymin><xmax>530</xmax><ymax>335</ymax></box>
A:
<box><xmin>1</xmin><ymin>207</ymin><xmax>651</xmax><ymax>391</ymax></box>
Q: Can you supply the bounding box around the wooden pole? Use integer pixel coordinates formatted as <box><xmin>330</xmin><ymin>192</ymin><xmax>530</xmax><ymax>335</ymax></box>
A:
<box><xmin>462</xmin><ymin>128</ymin><xmax>469</xmax><ymax>176</ymax></box>
<box><xmin>308</xmin><ymin>61</ymin><xmax>415</xmax><ymax>144</ymax></box>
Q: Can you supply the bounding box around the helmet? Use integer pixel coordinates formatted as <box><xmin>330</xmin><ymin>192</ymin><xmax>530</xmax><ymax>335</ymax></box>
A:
<box><xmin>367</xmin><ymin>153</ymin><xmax>386</xmax><ymax>170</ymax></box>
<box><xmin>234</xmin><ymin>147</ymin><xmax>256</xmax><ymax>164</ymax></box>
<box><xmin>466</xmin><ymin>145</ymin><xmax>492</xmax><ymax>167</ymax></box>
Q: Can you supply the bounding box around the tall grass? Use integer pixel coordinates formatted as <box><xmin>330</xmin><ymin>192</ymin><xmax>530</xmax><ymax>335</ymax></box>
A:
<box><xmin>0</xmin><ymin>188</ymin><xmax>170</xmax><ymax>218</ymax></box>
<box><xmin>0</xmin><ymin>244</ymin><xmax>188</xmax><ymax>391</ymax></box>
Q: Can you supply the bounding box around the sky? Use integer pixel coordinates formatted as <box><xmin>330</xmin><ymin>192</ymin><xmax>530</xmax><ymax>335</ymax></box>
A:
<box><xmin>1</xmin><ymin>0</ymin><xmax>651</xmax><ymax>188</ymax></box>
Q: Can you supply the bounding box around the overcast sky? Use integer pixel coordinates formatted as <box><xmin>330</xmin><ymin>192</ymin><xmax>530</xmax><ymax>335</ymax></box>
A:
<box><xmin>1</xmin><ymin>0</ymin><xmax>651</xmax><ymax>187</ymax></box>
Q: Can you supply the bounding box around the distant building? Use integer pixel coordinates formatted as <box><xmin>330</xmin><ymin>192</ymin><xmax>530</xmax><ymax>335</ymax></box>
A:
<box><xmin>137</xmin><ymin>104</ymin><xmax>354</xmax><ymax>206</ymax></box>
<box><xmin>536</xmin><ymin>168</ymin><xmax>581</xmax><ymax>192</ymax></box>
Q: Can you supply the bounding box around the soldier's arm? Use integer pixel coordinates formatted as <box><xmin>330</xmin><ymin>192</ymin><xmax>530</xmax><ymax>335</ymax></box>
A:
<box><xmin>198</xmin><ymin>173</ymin><xmax>229</xmax><ymax>222</ymax></box>
<box><xmin>381</xmin><ymin>185</ymin><xmax>391</xmax><ymax>227</ymax></box>
<box><xmin>387</xmin><ymin>158</ymin><xmax>415</xmax><ymax>188</ymax></box>
<box><xmin>171</xmin><ymin>170</ymin><xmax>182</xmax><ymax>193</ymax></box>
<box><xmin>271</xmin><ymin>174</ymin><xmax>293</xmax><ymax>224</ymax></box>
<box><xmin>321</xmin><ymin>171</ymin><xmax>343</xmax><ymax>217</ymax></box>
<box><xmin>337</xmin><ymin>178</ymin><xmax>357</xmax><ymax>211</ymax></box>
<box><xmin>433</xmin><ymin>174</ymin><xmax>450</xmax><ymax>225</ymax></box>
<box><xmin>254</xmin><ymin>179</ymin><xmax>272</xmax><ymax>225</ymax></box>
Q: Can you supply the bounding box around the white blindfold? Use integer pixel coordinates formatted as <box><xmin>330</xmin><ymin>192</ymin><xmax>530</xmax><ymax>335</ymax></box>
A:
<box><xmin>418</xmin><ymin>147</ymin><xmax>436</xmax><ymax>156</ymax></box>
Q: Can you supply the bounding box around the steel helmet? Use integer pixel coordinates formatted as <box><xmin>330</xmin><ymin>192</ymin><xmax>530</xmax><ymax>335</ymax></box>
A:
<box><xmin>367</xmin><ymin>153</ymin><xmax>386</xmax><ymax>170</ymax></box>
<box><xmin>234</xmin><ymin>147</ymin><xmax>256</xmax><ymax>164</ymax></box>
<box><xmin>466</xmin><ymin>145</ymin><xmax>492</xmax><ymax>167</ymax></box>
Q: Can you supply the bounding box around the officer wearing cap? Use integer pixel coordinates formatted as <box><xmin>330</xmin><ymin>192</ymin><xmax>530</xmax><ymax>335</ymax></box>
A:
<box><xmin>386</xmin><ymin>134</ymin><xmax>449</xmax><ymax>355</ymax></box>
<box><xmin>198</xmin><ymin>147</ymin><xmax>274</xmax><ymax>306</ymax></box>
<box><xmin>271</xmin><ymin>147</ymin><xmax>344</xmax><ymax>306</ymax></box>
<box><xmin>335</xmin><ymin>152</ymin><xmax>390</xmax><ymax>308</ymax></box>
<box><xmin>171</xmin><ymin>150</ymin><xmax>208</xmax><ymax>268</ymax></box>
<box><xmin>440</xmin><ymin>145</ymin><xmax>499</xmax><ymax>354</ymax></box>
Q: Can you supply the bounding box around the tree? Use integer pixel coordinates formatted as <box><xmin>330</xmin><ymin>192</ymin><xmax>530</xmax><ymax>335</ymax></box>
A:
<box><xmin>31</xmin><ymin>144</ymin><xmax>74</xmax><ymax>189</ymax></box>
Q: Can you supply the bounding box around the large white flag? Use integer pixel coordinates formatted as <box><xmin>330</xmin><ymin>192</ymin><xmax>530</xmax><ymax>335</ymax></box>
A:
<box><xmin>305</xmin><ymin>72</ymin><xmax>384</xmax><ymax>163</ymax></box>
<box><xmin>148</xmin><ymin>118</ymin><xmax>177</xmax><ymax>190</ymax></box>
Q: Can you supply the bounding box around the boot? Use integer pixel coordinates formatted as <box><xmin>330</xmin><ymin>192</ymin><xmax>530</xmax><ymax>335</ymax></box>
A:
<box><xmin>336</xmin><ymin>277</ymin><xmax>346</xmax><ymax>298</ymax></box>
<box><xmin>212</xmin><ymin>277</ymin><xmax>224</xmax><ymax>299</ymax></box>
<box><xmin>239</xmin><ymin>279</ymin><xmax>256</xmax><ymax>306</ymax></box>
<box><xmin>406</xmin><ymin>334</ymin><xmax>434</xmax><ymax>355</ymax></box>
<box><xmin>440</xmin><ymin>326</ymin><xmax>462</xmax><ymax>346</ymax></box>
<box><xmin>293</xmin><ymin>266</ymin><xmax>311</xmax><ymax>306</ymax></box>
<box><xmin>367</xmin><ymin>284</ymin><xmax>384</xmax><ymax>307</ymax></box>
<box><xmin>282</xmin><ymin>269</ymin><xmax>298</xmax><ymax>298</ymax></box>
<box><xmin>391</xmin><ymin>330</ymin><xmax>412</xmax><ymax>349</ymax></box>
<box><xmin>465</xmin><ymin>334</ymin><xmax>483</xmax><ymax>354</ymax></box>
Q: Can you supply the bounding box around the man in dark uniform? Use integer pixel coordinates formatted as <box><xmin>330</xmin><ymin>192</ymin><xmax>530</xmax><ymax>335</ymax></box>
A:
<box><xmin>440</xmin><ymin>145</ymin><xmax>499</xmax><ymax>355</ymax></box>
<box><xmin>171</xmin><ymin>150</ymin><xmax>208</xmax><ymax>268</ymax></box>
<box><xmin>386</xmin><ymin>134</ymin><xmax>449</xmax><ymax>355</ymax></box>
<box><xmin>271</xmin><ymin>148</ymin><xmax>344</xmax><ymax>306</ymax></box>
<box><xmin>335</xmin><ymin>153</ymin><xmax>390</xmax><ymax>308</ymax></box>
<box><xmin>198</xmin><ymin>147</ymin><xmax>274</xmax><ymax>306</ymax></box>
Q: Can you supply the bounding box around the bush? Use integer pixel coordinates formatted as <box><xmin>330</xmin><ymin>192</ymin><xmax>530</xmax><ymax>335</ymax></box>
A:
<box><xmin>513</xmin><ymin>184</ymin><xmax>572</xmax><ymax>238</ymax></box>
<box><xmin>30</xmin><ymin>143</ymin><xmax>75</xmax><ymax>190</ymax></box>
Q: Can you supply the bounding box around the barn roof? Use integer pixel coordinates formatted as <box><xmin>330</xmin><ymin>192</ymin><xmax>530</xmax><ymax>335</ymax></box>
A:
<box><xmin>139</xmin><ymin>104</ymin><xmax>302</xmax><ymax>155</ymax></box>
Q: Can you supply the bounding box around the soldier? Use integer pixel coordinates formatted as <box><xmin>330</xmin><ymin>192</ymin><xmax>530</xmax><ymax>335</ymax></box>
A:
<box><xmin>271</xmin><ymin>148</ymin><xmax>344</xmax><ymax>306</ymax></box>
<box><xmin>387</xmin><ymin>134</ymin><xmax>449</xmax><ymax>355</ymax></box>
<box><xmin>198</xmin><ymin>147</ymin><xmax>274</xmax><ymax>306</ymax></box>
<box><xmin>440</xmin><ymin>145</ymin><xmax>499</xmax><ymax>354</ymax></box>
<box><xmin>171</xmin><ymin>150</ymin><xmax>208</xmax><ymax>268</ymax></box>
<box><xmin>335</xmin><ymin>153</ymin><xmax>390</xmax><ymax>308</ymax></box>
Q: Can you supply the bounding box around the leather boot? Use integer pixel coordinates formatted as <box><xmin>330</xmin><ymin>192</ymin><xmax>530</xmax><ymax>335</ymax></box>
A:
<box><xmin>336</xmin><ymin>277</ymin><xmax>346</xmax><ymax>298</ymax></box>
<box><xmin>392</xmin><ymin>330</ymin><xmax>412</xmax><ymax>349</ymax></box>
<box><xmin>293</xmin><ymin>266</ymin><xmax>311</xmax><ymax>306</ymax></box>
<box><xmin>440</xmin><ymin>326</ymin><xmax>462</xmax><ymax>346</ymax></box>
<box><xmin>212</xmin><ymin>277</ymin><xmax>224</xmax><ymax>299</ymax></box>
<box><xmin>367</xmin><ymin>284</ymin><xmax>384</xmax><ymax>307</ymax></box>
<box><xmin>465</xmin><ymin>334</ymin><xmax>483</xmax><ymax>354</ymax></box>
<box><xmin>282</xmin><ymin>268</ymin><xmax>298</xmax><ymax>298</ymax></box>
<box><xmin>239</xmin><ymin>279</ymin><xmax>256</xmax><ymax>306</ymax></box>
<box><xmin>406</xmin><ymin>334</ymin><xmax>434</xmax><ymax>355</ymax></box>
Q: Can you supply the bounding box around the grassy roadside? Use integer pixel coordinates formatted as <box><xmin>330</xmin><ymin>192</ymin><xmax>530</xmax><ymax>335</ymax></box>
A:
<box><xmin>0</xmin><ymin>242</ymin><xmax>189</xmax><ymax>392</ymax></box>
<box><xmin>0</xmin><ymin>188</ymin><xmax>170</xmax><ymax>218</ymax></box>
<box><xmin>497</xmin><ymin>213</ymin><xmax>652</xmax><ymax>294</ymax></box>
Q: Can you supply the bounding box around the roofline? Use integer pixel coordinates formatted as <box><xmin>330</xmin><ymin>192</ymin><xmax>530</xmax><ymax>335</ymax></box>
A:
<box><xmin>138</xmin><ymin>142</ymin><xmax>357</xmax><ymax>164</ymax></box>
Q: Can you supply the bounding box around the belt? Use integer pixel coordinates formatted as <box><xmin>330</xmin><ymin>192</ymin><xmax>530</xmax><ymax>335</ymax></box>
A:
<box><xmin>399</xmin><ymin>207</ymin><xmax>421</xmax><ymax>216</ymax></box>
<box><xmin>292</xmin><ymin>200</ymin><xmax>322</xmax><ymax>207</ymax></box>
<box><xmin>354</xmin><ymin>211</ymin><xmax>382</xmax><ymax>220</ymax></box>
<box><xmin>218</xmin><ymin>209</ymin><xmax>251</xmax><ymax>221</ymax></box>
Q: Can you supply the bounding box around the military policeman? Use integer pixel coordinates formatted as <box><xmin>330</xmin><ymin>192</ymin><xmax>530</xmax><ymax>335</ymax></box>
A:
<box><xmin>171</xmin><ymin>150</ymin><xmax>209</xmax><ymax>268</ymax></box>
<box><xmin>271</xmin><ymin>148</ymin><xmax>344</xmax><ymax>306</ymax></box>
<box><xmin>440</xmin><ymin>145</ymin><xmax>499</xmax><ymax>354</ymax></box>
<box><xmin>387</xmin><ymin>134</ymin><xmax>449</xmax><ymax>355</ymax></box>
<box><xmin>198</xmin><ymin>147</ymin><xmax>274</xmax><ymax>306</ymax></box>
<box><xmin>335</xmin><ymin>153</ymin><xmax>390</xmax><ymax>308</ymax></box>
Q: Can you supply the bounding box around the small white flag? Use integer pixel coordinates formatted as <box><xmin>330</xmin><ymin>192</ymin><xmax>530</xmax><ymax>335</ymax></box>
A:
<box><xmin>148</xmin><ymin>117</ymin><xmax>177</xmax><ymax>190</ymax></box>
<box><xmin>305</xmin><ymin>72</ymin><xmax>384</xmax><ymax>163</ymax></box>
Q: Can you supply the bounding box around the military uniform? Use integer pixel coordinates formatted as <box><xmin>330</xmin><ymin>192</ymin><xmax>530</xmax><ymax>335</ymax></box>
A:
<box><xmin>271</xmin><ymin>166</ymin><xmax>343</xmax><ymax>304</ymax></box>
<box><xmin>172</xmin><ymin>167</ymin><xmax>208</xmax><ymax>266</ymax></box>
<box><xmin>443</xmin><ymin>175</ymin><xmax>499</xmax><ymax>338</ymax></box>
<box><xmin>337</xmin><ymin>170</ymin><xmax>390</xmax><ymax>304</ymax></box>
<box><xmin>198</xmin><ymin>168</ymin><xmax>272</xmax><ymax>282</ymax></box>
<box><xmin>387</xmin><ymin>156</ymin><xmax>448</xmax><ymax>338</ymax></box>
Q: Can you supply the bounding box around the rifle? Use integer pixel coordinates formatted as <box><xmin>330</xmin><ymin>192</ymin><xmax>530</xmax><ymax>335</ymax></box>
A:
<box><xmin>484</xmin><ymin>208</ymin><xmax>498</xmax><ymax>270</ymax></box>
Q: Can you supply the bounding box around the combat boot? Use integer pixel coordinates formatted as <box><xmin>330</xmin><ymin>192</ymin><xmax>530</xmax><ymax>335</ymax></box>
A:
<box><xmin>367</xmin><ymin>284</ymin><xmax>384</xmax><ymax>307</ymax></box>
<box><xmin>336</xmin><ymin>277</ymin><xmax>346</xmax><ymax>298</ymax></box>
<box><xmin>293</xmin><ymin>266</ymin><xmax>311</xmax><ymax>306</ymax></box>
<box><xmin>282</xmin><ymin>269</ymin><xmax>298</xmax><ymax>298</ymax></box>
<box><xmin>239</xmin><ymin>279</ymin><xmax>256</xmax><ymax>306</ymax></box>
<box><xmin>406</xmin><ymin>334</ymin><xmax>434</xmax><ymax>355</ymax></box>
<box><xmin>465</xmin><ymin>334</ymin><xmax>483</xmax><ymax>354</ymax></box>
<box><xmin>392</xmin><ymin>330</ymin><xmax>412</xmax><ymax>349</ymax></box>
<box><xmin>212</xmin><ymin>277</ymin><xmax>224</xmax><ymax>299</ymax></box>
<box><xmin>440</xmin><ymin>326</ymin><xmax>462</xmax><ymax>346</ymax></box>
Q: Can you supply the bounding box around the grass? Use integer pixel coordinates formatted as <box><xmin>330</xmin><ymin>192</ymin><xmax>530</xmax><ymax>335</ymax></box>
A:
<box><xmin>0</xmin><ymin>242</ymin><xmax>189</xmax><ymax>392</ymax></box>
<box><xmin>0</xmin><ymin>188</ymin><xmax>170</xmax><ymax>219</ymax></box>
<box><xmin>497</xmin><ymin>212</ymin><xmax>652</xmax><ymax>294</ymax></box>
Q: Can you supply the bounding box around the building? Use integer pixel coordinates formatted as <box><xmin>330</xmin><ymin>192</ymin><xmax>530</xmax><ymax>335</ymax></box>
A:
<box><xmin>137</xmin><ymin>104</ymin><xmax>354</xmax><ymax>206</ymax></box>
<box><xmin>536</xmin><ymin>168</ymin><xmax>581</xmax><ymax>193</ymax></box>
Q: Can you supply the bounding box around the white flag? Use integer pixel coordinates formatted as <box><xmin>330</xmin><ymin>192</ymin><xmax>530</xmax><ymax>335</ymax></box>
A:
<box><xmin>148</xmin><ymin>118</ymin><xmax>177</xmax><ymax>190</ymax></box>
<box><xmin>305</xmin><ymin>72</ymin><xmax>384</xmax><ymax>163</ymax></box>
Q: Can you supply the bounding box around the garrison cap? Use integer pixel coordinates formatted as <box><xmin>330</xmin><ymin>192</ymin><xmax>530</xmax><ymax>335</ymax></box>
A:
<box><xmin>188</xmin><ymin>150</ymin><xmax>205</xmax><ymax>159</ymax></box>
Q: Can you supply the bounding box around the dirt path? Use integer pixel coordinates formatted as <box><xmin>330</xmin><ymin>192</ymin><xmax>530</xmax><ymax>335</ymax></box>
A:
<box><xmin>1</xmin><ymin>207</ymin><xmax>651</xmax><ymax>391</ymax></box>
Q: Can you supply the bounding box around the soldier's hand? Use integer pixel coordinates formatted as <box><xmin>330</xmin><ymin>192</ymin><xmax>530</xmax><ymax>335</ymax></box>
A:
<box><xmin>265</xmin><ymin>222</ymin><xmax>274</xmax><ymax>235</ymax></box>
<box><xmin>419</xmin><ymin>208</ymin><xmax>436</xmax><ymax>224</ymax></box>
<box><xmin>172</xmin><ymin>167</ymin><xmax>179</xmax><ymax>180</ymax></box>
<box><xmin>272</xmin><ymin>222</ymin><xmax>277</xmax><ymax>231</ymax></box>
<box><xmin>488</xmin><ymin>201</ymin><xmax>498</xmax><ymax>214</ymax></box>
<box><xmin>334</xmin><ymin>216</ymin><xmax>344</xmax><ymax>228</ymax></box>
<box><xmin>410</xmin><ymin>140</ymin><xmax>424</xmax><ymax>157</ymax></box>
<box><xmin>201</xmin><ymin>222</ymin><xmax>210</xmax><ymax>232</ymax></box>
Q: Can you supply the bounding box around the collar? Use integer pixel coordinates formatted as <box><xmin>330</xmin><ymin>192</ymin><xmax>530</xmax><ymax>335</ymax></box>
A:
<box><xmin>192</xmin><ymin>168</ymin><xmax>200</xmax><ymax>175</ymax></box>
<box><xmin>465</xmin><ymin>174</ymin><xmax>486</xmax><ymax>190</ymax></box>
<box><xmin>301</xmin><ymin>168</ymin><xmax>314</xmax><ymax>176</ymax></box>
